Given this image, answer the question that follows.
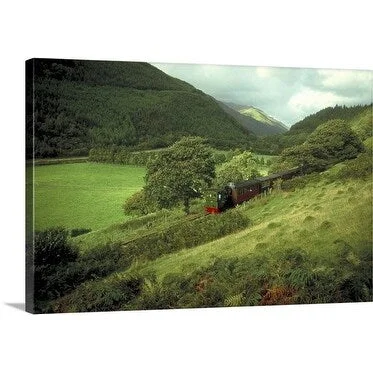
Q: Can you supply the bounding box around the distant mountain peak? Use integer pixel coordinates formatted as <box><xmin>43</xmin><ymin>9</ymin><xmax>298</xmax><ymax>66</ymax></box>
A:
<box><xmin>240</xmin><ymin>107</ymin><xmax>288</xmax><ymax>130</ymax></box>
<box><xmin>218</xmin><ymin>101</ymin><xmax>288</xmax><ymax>136</ymax></box>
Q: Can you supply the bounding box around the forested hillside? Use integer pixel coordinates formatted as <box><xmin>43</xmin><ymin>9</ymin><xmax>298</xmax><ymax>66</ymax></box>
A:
<box><xmin>253</xmin><ymin>104</ymin><xmax>372</xmax><ymax>154</ymax></box>
<box><xmin>26</xmin><ymin>59</ymin><xmax>255</xmax><ymax>158</ymax></box>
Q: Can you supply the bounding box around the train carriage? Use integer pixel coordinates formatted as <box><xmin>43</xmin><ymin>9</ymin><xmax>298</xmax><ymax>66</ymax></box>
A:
<box><xmin>204</xmin><ymin>167</ymin><xmax>300</xmax><ymax>214</ymax></box>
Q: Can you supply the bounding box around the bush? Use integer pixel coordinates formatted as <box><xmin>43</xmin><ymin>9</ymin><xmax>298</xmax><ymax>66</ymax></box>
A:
<box><xmin>34</xmin><ymin>227</ymin><xmax>78</xmax><ymax>266</ymax></box>
<box><xmin>89</xmin><ymin>146</ymin><xmax>167</xmax><ymax>166</ymax></box>
<box><xmin>336</xmin><ymin>152</ymin><xmax>372</xmax><ymax>180</ymax></box>
<box><xmin>53</xmin><ymin>273</ymin><xmax>143</xmax><ymax>313</ymax></box>
<box><xmin>32</xmin><ymin>228</ymin><xmax>131</xmax><ymax>312</ymax></box>
<box><xmin>35</xmin><ymin>209</ymin><xmax>251</xmax><ymax>312</ymax></box>
<box><xmin>123</xmin><ymin>189</ymin><xmax>157</xmax><ymax>216</ymax></box>
<box><xmin>32</xmin><ymin>228</ymin><xmax>79</xmax><ymax>310</ymax></box>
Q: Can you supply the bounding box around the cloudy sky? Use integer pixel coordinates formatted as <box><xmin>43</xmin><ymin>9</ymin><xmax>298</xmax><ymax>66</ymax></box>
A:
<box><xmin>153</xmin><ymin>63</ymin><xmax>372</xmax><ymax>127</ymax></box>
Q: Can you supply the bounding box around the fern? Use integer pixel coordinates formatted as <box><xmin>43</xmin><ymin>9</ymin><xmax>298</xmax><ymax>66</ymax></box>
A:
<box><xmin>224</xmin><ymin>293</ymin><xmax>244</xmax><ymax>307</ymax></box>
<box><xmin>287</xmin><ymin>268</ymin><xmax>315</xmax><ymax>288</ymax></box>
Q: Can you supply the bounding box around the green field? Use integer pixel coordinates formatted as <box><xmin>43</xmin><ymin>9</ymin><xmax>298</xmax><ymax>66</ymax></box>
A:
<box><xmin>26</xmin><ymin>162</ymin><xmax>146</xmax><ymax>239</ymax></box>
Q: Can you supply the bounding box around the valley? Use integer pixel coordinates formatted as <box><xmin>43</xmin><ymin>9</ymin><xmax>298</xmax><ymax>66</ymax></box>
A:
<box><xmin>25</xmin><ymin>58</ymin><xmax>372</xmax><ymax>313</ymax></box>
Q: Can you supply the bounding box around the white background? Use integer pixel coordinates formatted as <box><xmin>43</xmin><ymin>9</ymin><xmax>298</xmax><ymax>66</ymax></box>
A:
<box><xmin>0</xmin><ymin>1</ymin><xmax>372</xmax><ymax>372</ymax></box>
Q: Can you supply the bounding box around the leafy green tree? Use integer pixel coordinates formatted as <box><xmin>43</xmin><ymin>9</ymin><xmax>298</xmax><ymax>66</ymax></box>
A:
<box><xmin>215</xmin><ymin>151</ymin><xmax>261</xmax><ymax>186</ymax></box>
<box><xmin>306</xmin><ymin>119</ymin><xmax>364</xmax><ymax>162</ymax></box>
<box><xmin>275</xmin><ymin>119</ymin><xmax>364</xmax><ymax>173</ymax></box>
<box><xmin>275</xmin><ymin>143</ymin><xmax>328</xmax><ymax>173</ymax></box>
<box><xmin>144</xmin><ymin>137</ymin><xmax>215</xmax><ymax>214</ymax></box>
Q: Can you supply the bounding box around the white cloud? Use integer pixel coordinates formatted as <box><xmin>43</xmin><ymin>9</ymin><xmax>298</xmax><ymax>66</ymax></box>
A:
<box><xmin>256</xmin><ymin>66</ymin><xmax>273</xmax><ymax>78</ymax></box>
<box><xmin>319</xmin><ymin>69</ymin><xmax>370</xmax><ymax>90</ymax></box>
<box><xmin>289</xmin><ymin>88</ymin><xmax>341</xmax><ymax>110</ymax></box>
<box><xmin>288</xmin><ymin>88</ymin><xmax>345</xmax><ymax>122</ymax></box>
<box><xmin>153</xmin><ymin>63</ymin><xmax>372</xmax><ymax>126</ymax></box>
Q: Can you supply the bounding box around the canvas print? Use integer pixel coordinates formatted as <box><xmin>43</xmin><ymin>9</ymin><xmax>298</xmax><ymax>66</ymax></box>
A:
<box><xmin>25</xmin><ymin>58</ymin><xmax>372</xmax><ymax>314</ymax></box>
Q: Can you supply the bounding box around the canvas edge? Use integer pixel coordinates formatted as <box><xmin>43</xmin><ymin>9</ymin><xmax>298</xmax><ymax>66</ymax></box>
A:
<box><xmin>25</xmin><ymin>58</ymin><xmax>35</xmax><ymax>314</ymax></box>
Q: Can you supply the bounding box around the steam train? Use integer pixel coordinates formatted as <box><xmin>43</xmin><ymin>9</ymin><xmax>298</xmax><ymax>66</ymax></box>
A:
<box><xmin>204</xmin><ymin>167</ymin><xmax>300</xmax><ymax>214</ymax></box>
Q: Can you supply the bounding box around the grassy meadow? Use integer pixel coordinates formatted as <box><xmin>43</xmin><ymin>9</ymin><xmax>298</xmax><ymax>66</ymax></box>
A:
<box><xmin>26</xmin><ymin>162</ymin><xmax>146</xmax><ymax>241</ymax></box>
<box><xmin>45</xmin><ymin>165</ymin><xmax>371</xmax><ymax>313</ymax></box>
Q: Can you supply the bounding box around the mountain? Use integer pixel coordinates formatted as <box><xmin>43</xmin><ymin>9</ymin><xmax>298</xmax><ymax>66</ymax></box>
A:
<box><xmin>218</xmin><ymin>102</ymin><xmax>288</xmax><ymax>136</ymax></box>
<box><xmin>26</xmin><ymin>59</ymin><xmax>255</xmax><ymax>158</ymax></box>
<box><xmin>238</xmin><ymin>106</ymin><xmax>288</xmax><ymax>131</ymax></box>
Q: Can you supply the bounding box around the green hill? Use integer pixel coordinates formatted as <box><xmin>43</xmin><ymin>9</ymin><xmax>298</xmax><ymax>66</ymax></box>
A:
<box><xmin>26</xmin><ymin>59</ymin><xmax>255</xmax><ymax>158</ymax></box>
<box><xmin>253</xmin><ymin>104</ymin><xmax>372</xmax><ymax>154</ymax></box>
<box><xmin>220</xmin><ymin>102</ymin><xmax>288</xmax><ymax>136</ymax></box>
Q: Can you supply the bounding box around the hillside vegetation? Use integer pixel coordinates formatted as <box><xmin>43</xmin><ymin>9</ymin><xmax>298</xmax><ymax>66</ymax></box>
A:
<box><xmin>28</xmin><ymin>124</ymin><xmax>372</xmax><ymax>312</ymax></box>
<box><xmin>26</xmin><ymin>59</ymin><xmax>255</xmax><ymax>158</ymax></box>
<box><xmin>254</xmin><ymin>104</ymin><xmax>372</xmax><ymax>154</ymax></box>
<box><xmin>45</xmin><ymin>163</ymin><xmax>371</xmax><ymax>313</ymax></box>
<box><xmin>29</xmin><ymin>123</ymin><xmax>372</xmax><ymax>312</ymax></box>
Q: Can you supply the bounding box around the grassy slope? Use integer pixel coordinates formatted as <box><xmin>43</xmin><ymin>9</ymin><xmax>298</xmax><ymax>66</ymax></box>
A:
<box><xmin>26</xmin><ymin>163</ymin><xmax>146</xmax><ymax>236</ymax></box>
<box><xmin>54</xmin><ymin>165</ymin><xmax>371</xmax><ymax>312</ymax></box>
<box><xmin>72</xmin><ymin>209</ymin><xmax>189</xmax><ymax>252</ymax></box>
<box><xmin>131</xmin><ymin>175</ymin><xmax>372</xmax><ymax>279</ymax></box>
<box><xmin>239</xmin><ymin>107</ymin><xmax>286</xmax><ymax>128</ymax></box>
<box><xmin>218</xmin><ymin>101</ymin><xmax>287</xmax><ymax>136</ymax></box>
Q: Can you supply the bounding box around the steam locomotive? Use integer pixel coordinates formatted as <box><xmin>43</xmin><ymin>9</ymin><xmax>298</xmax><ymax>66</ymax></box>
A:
<box><xmin>204</xmin><ymin>167</ymin><xmax>300</xmax><ymax>214</ymax></box>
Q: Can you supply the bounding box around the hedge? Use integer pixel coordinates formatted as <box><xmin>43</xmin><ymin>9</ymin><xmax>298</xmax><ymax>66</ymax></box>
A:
<box><xmin>89</xmin><ymin>147</ymin><xmax>166</xmax><ymax>166</ymax></box>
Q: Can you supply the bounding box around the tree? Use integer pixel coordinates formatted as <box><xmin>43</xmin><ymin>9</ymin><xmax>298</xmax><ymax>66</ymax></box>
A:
<box><xmin>306</xmin><ymin>119</ymin><xmax>364</xmax><ymax>162</ymax></box>
<box><xmin>144</xmin><ymin>137</ymin><xmax>216</xmax><ymax>214</ymax></box>
<box><xmin>276</xmin><ymin>143</ymin><xmax>328</xmax><ymax>173</ymax></box>
<box><xmin>275</xmin><ymin>119</ymin><xmax>364</xmax><ymax>173</ymax></box>
<box><xmin>215</xmin><ymin>151</ymin><xmax>261</xmax><ymax>187</ymax></box>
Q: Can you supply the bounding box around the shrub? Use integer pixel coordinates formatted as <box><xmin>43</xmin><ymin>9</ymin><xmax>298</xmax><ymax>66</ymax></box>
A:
<box><xmin>34</xmin><ymin>227</ymin><xmax>78</xmax><ymax>266</ymax></box>
<box><xmin>129</xmin><ymin>273</ymin><xmax>196</xmax><ymax>310</ymax></box>
<box><xmin>54</xmin><ymin>273</ymin><xmax>143</xmax><ymax>313</ymax></box>
<box><xmin>32</xmin><ymin>228</ymin><xmax>79</xmax><ymax>310</ymax></box>
<box><xmin>32</xmin><ymin>228</ymin><xmax>131</xmax><ymax>312</ymax></box>
<box><xmin>336</xmin><ymin>152</ymin><xmax>372</xmax><ymax>180</ymax></box>
<box><xmin>89</xmin><ymin>146</ymin><xmax>167</xmax><ymax>166</ymax></box>
<box><xmin>123</xmin><ymin>189</ymin><xmax>157</xmax><ymax>216</ymax></box>
<box><xmin>38</xmin><ymin>209</ymin><xmax>251</xmax><ymax>313</ymax></box>
<box><xmin>53</xmin><ymin>238</ymin><xmax>373</xmax><ymax>312</ymax></box>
